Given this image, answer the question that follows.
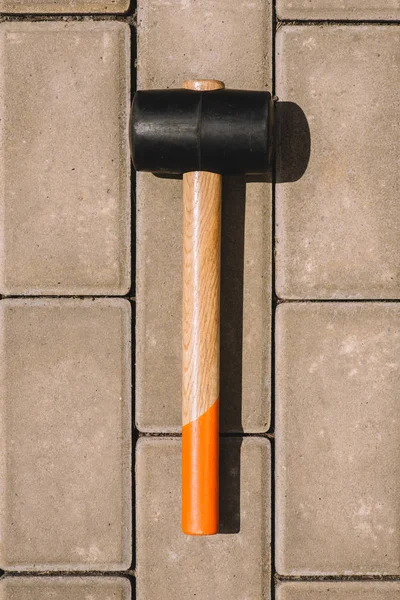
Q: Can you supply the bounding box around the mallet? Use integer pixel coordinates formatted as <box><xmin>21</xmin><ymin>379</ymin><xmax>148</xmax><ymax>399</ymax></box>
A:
<box><xmin>131</xmin><ymin>80</ymin><xmax>273</xmax><ymax>535</ymax></box>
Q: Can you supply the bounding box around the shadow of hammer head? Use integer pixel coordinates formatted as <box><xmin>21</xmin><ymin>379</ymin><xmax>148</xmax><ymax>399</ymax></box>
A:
<box><xmin>130</xmin><ymin>84</ymin><xmax>273</xmax><ymax>176</ymax></box>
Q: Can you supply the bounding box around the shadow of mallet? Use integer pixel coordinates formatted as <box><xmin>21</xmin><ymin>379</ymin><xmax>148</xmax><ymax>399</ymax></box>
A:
<box><xmin>131</xmin><ymin>80</ymin><xmax>273</xmax><ymax>536</ymax></box>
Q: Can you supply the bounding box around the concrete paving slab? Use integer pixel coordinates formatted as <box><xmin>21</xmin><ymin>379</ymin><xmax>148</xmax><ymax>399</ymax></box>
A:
<box><xmin>276</xmin><ymin>302</ymin><xmax>400</xmax><ymax>575</ymax></box>
<box><xmin>136</xmin><ymin>0</ymin><xmax>272</xmax><ymax>432</ymax></box>
<box><xmin>0</xmin><ymin>0</ymin><xmax>129</xmax><ymax>12</ymax></box>
<box><xmin>276</xmin><ymin>26</ymin><xmax>400</xmax><ymax>299</ymax></box>
<box><xmin>136</xmin><ymin>436</ymin><xmax>271</xmax><ymax>600</ymax></box>
<box><xmin>0</xmin><ymin>577</ymin><xmax>131</xmax><ymax>600</ymax></box>
<box><xmin>277</xmin><ymin>581</ymin><xmax>400</xmax><ymax>600</ymax></box>
<box><xmin>276</xmin><ymin>0</ymin><xmax>400</xmax><ymax>20</ymax></box>
<box><xmin>137</xmin><ymin>0</ymin><xmax>271</xmax><ymax>91</ymax></box>
<box><xmin>0</xmin><ymin>299</ymin><xmax>132</xmax><ymax>571</ymax></box>
<box><xmin>0</xmin><ymin>21</ymin><xmax>130</xmax><ymax>295</ymax></box>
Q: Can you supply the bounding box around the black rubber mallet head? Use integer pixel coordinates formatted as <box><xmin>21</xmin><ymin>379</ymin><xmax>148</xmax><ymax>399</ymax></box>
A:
<box><xmin>131</xmin><ymin>81</ymin><xmax>273</xmax><ymax>175</ymax></box>
<box><xmin>130</xmin><ymin>80</ymin><xmax>273</xmax><ymax>536</ymax></box>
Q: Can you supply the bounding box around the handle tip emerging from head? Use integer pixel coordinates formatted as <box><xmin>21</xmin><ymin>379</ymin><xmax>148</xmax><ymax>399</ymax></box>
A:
<box><xmin>183</xmin><ymin>79</ymin><xmax>225</xmax><ymax>91</ymax></box>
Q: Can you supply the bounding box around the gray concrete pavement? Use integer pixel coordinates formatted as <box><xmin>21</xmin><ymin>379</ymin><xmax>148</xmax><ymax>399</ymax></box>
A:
<box><xmin>0</xmin><ymin>0</ymin><xmax>399</xmax><ymax>598</ymax></box>
<box><xmin>0</xmin><ymin>299</ymin><xmax>132</xmax><ymax>571</ymax></box>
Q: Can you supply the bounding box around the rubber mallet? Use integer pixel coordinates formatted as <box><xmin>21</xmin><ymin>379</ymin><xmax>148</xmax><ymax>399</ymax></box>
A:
<box><xmin>131</xmin><ymin>80</ymin><xmax>273</xmax><ymax>535</ymax></box>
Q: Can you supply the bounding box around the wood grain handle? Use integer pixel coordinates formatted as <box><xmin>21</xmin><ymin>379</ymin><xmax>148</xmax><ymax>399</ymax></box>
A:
<box><xmin>181</xmin><ymin>79</ymin><xmax>224</xmax><ymax>536</ymax></box>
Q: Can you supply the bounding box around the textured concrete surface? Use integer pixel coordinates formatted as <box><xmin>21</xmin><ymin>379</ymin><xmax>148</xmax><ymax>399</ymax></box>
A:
<box><xmin>0</xmin><ymin>21</ymin><xmax>130</xmax><ymax>295</ymax></box>
<box><xmin>136</xmin><ymin>437</ymin><xmax>271</xmax><ymax>600</ymax></box>
<box><xmin>0</xmin><ymin>299</ymin><xmax>132</xmax><ymax>571</ymax></box>
<box><xmin>275</xmin><ymin>302</ymin><xmax>400</xmax><ymax>575</ymax></box>
<box><xmin>0</xmin><ymin>577</ymin><xmax>131</xmax><ymax>600</ymax></box>
<box><xmin>136</xmin><ymin>0</ymin><xmax>272</xmax><ymax>433</ymax></box>
<box><xmin>137</xmin><ymin>0</ymin><xmax>271</xmax><ymax>90</ymax></box>
<box><xmin>0</xmin><ymin>0</ymin><xmax>129</xmax><ymax>12</ymax></box>
<box><xmin>277</xmin><ymin>581</ymin><xmax>400</xmax><ymax>600</ymax></box>
<box><xmin>275</xmin><ymin>26</ymin><xmax>400</xmax><ymax>299</ymax></box>
<box><xmin>276</xmin><ymin>0</ymin><xmax>400</xmax><ymax>20</ymax></box>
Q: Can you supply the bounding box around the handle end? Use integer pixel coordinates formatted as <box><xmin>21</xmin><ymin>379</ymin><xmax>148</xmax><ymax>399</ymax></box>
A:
<box><xmin>182</xmin><ymin>399</ymin><xmax>219</xmax><ymax>535</ymax></box>
<box><xmin>183</xmin><ymin>79</ymin><xmax>225</xmax><ymax>92</ymax></box>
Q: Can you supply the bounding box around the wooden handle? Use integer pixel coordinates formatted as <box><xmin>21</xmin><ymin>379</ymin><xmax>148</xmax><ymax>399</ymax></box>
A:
<box><xmin>183</xmin><ymin>79</ymin><xmax>225</xmax><ymax>92</ymax></box>
<box><xmin>182</xmin><ymin>79</ymin><xmax>224</xmax><ymax>535</ymax></box>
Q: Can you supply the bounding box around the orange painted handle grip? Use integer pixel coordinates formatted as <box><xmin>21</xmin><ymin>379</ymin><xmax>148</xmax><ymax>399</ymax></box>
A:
<box><xmin>181</xmin><ymin>80</ymin><xmax>223</xmax><ymax>536</ymax></box>
<box><xmin>182</xmin><ymin>399</ymin><xmax>219</xmax><ymax>535</ymax></box>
